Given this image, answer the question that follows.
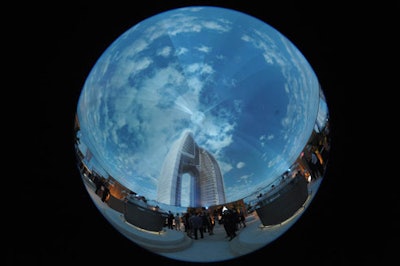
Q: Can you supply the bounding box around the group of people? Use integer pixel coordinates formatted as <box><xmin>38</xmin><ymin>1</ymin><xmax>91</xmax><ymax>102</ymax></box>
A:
<box><xmin>220</xmin><ymin>207</ymin><xmax>246</xmax><ymax>241</ymax></box>
<box><xmin>166</xmin><ymin>210</ymin><xmax>216</xmax><ymax>240</ymax></box>
<box><xmin>167</xmin><ymin>211</ymin><xmax>183</xmax><ymax>231</ymax></box>
<box><xmin>166</xmin><ymin>207</ymin><xmax>247</xmax><ymax>241</ymax></box>
<box><xmin>182</xmin><ymin>211</ymin><xmax>215</xmax><ymax>240</ymax></box>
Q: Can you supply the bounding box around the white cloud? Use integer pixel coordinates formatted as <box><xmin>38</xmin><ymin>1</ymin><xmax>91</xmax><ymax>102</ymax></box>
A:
<box><xmin>236</xmin><ymin>162</ymin><xmax>245</xmax><ymax>169</ymax></box>
<box><xmin>175</xmin><ymin>47</ymin><xmax>188</xmax><ymax>56</ymax></box>
<box><xmin>196</xmin><ymin>45</ymin><xmax>211</xmax><ymax>53</ymax></box>
<box><xmin>157</xmin><ymin>46</ymin><xmax>172</xmax><ymax>57</ymax></box>
<box><xmin>202</xmin><ymin>20</ymin><xmax>231</xmax><ymax>32</ymax></box>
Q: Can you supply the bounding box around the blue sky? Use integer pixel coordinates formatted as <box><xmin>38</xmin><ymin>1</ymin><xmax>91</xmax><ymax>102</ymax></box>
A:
<box><xmin>76</xmin><ymin>6</ymin><xmax>327</xmax><ymax>206</ymax></box>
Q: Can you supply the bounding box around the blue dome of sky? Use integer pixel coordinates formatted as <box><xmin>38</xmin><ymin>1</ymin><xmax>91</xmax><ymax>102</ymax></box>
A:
<box><xmin>76</xmin><ymin>6</ymin><xmax>325</xmax><ymax>206</ymax></box>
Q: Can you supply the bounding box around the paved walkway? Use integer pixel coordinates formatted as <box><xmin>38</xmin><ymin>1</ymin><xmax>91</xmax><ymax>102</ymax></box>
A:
<box><xmin>86</xmin><ymin>178</ymin><xmax>323</xmax><ymax>263</ymax></box>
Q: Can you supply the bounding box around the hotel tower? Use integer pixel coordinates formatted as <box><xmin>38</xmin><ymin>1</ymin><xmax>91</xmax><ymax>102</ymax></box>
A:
<box><xmin>157</xmin><ymin>130</ymin><xmax>226</xmax><ymax>207</ymax></box>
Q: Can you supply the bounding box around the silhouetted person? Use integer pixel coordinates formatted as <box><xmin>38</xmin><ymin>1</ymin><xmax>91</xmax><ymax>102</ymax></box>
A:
<box><xmin>174</xmin><ymin>213</ymin><xmax>181</xmax><ymax>231</ymax></box>
<box><xmin>204</xmin><ymin>212</ymin><xmax>214</xmax><ymax>235</ymax></box>
<box><xmin>101</xmin><ymin>184</ymin><xmax>110</xmax><ymax>202</ymax></box>
<box><xmin>239</xmin><ymin>212</ymin><xmax>246</xmax><ymax>228</ymax></box>
<box><xmin>183</xmin><ymin>212</ymin><xmax>193</xmax><ymax>237</ymax></box>
<box><xmin>167</xmin><ymin>211</ymin><xmax>174</xmax><ymax>229</ymax></box>
<box><xmin>201</xmin><ymin>211</ymin><xmax>211</xmax><ymax>233</ymax></box>
<box><xmin>94</xmin><ymin>177</ymin><xmax>102</xmax><ymax>195</ymax></box>
<box><xmin>309</xmin><ymin>151</ymin><xmax>321</xmax><ymax>180</ymax></box>
<box><xmin>189</xmin><ymin>212</ymin><xmax>204</xmax><ymax>239</ymax></box>
<box><xmin>222</xmin><ymin>208</ymin><xmax>237</xmax><ymax>241</ymax></box>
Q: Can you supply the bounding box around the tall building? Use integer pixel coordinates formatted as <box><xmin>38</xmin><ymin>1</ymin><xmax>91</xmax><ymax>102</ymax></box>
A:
<box><xmin>157</xmin><ymin>130</ymin><xmax>226</xmax><ymax>207</ymax></box>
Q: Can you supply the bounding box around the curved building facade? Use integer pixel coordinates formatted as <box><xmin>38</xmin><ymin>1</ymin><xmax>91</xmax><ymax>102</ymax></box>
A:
<box><xmin>157</xmin><ymin>130</ymin><xmax>226</xmax><ymax>207</ymax></box>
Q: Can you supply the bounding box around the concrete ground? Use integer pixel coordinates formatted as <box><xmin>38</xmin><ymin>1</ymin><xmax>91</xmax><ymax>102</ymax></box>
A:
<box><xmin>87</xmin><ymin>178</ymin><xmax>322</xmax><ymax>263</ymax></box>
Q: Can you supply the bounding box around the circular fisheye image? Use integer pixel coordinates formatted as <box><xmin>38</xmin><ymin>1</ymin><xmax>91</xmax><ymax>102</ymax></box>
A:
<box><xmin>74</xmin><ymin>6</ymin><xmax>331</xmax><ymax>263</ymax></box>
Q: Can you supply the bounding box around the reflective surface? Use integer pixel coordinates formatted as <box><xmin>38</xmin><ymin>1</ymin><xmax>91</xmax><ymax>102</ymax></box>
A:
<box><xmin>74</xmin><ymin>6</ymin><xmax>331</xmax><ymax>263</ymax></box>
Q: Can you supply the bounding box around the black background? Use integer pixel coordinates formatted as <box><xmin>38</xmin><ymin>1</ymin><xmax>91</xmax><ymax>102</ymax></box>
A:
<box><xmin>10</xmin><ymin>1</ymin><xmax>397</xmax><ymax>265</ymax></box>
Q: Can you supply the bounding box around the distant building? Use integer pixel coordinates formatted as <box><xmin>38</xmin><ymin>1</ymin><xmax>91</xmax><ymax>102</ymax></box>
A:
<box><xmin>157</xmin><ymin>130</ymin><xmax>226</xmax><ymax>207</ymax></box>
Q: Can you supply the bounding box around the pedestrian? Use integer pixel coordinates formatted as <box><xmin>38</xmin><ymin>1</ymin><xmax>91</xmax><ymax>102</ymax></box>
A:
<box><xmin>222</xmin><ymin>208</ymin><xmax>237</xmax><ymax>241</ymax></box>
<box><xmin>175</xmin><ymin>213</ymin><xmax>181</xmax><ymax>231</ymax></box>
<box><xmin>239</xmin><ymin>211</ymin><xmax>246</xmax><ymax>228</ymax></box>
<box><xmin>101</xmin><ymin>183</ymin><xmax>110</xmax><ymax>202</ymax></box>
<box><xmin>167</xmin><ymin>211</ymin><xmax>174</xmax><ymax>230</ymax></box>
<box><xmin>189</xmin><ymin>212</ymin><xmax>204</xmax><ymax>240</ymax></box>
